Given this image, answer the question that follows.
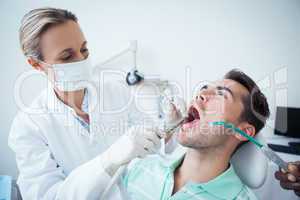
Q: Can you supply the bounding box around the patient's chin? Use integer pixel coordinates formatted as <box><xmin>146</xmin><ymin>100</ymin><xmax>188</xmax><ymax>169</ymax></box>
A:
<box><xmin>177</xmin><ymin>130</ymin><xmax>208</xmax><ymax>148</ymax></box>
<box><xmin>177</xmin><ymin>126</ymin><xmax>219</xmax><ymax>148</ymax></box>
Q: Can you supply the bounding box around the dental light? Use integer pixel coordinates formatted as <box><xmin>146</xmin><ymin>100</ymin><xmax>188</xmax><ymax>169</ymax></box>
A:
<box><xmin>94</xmin><ymin>40</ymin><xmax>174</xmax><ymax>122</ymax></box>
<box><xmin>94</xmin><ymin>40</ymin><xmax>166</xmax><ymax>86</ymax></box>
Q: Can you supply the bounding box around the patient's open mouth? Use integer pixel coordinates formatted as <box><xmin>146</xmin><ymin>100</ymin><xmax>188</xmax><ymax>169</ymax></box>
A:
<box><xmin>182</xmin><ymin>106</ymin><xmax>201</xmax><ymax>130</ymax></box>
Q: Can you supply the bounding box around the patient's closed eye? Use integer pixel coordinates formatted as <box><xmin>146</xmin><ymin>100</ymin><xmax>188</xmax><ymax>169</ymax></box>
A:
<box><xmin>217</xmin><ymin>90</ymin><xmax>224</xmax><ymax>95</ymax></box>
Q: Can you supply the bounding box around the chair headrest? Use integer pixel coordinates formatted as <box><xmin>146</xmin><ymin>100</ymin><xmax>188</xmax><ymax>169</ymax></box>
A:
<box><xmin>231</xmin><ymin>133</ymin><xmax>268</xmax><ymax>189</ymax></box>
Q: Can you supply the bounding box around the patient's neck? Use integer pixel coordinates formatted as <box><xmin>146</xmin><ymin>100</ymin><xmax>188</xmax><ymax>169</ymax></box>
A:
<box><xmin>172</xmin><ymin>146</ymin><xmax>231</xmax><ymax>194</ymax></box>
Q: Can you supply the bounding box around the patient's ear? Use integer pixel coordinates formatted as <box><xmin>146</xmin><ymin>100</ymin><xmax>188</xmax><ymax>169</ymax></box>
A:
<box><xmin>235</xmin><ymin>122</ymin><xmax>256</xmax><ymax>142</ymax></box>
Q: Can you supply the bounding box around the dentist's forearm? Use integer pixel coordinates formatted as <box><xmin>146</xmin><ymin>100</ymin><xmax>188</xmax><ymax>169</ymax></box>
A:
<box><xmin>100</xmin><ymin>149</ymin><xmax>124</xmax><ymax>176</ymax></box>
<box><xmin>57</xmin><ymin>153</ymin><xmax>114</xmax><ymax>200</ymax></box>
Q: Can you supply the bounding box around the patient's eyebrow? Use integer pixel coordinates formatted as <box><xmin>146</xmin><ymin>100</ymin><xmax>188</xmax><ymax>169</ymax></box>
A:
<box><xmin>216</xmin><ymin>86</ymin><xmax>234</xmax><ymax>98</ymax></box>
<box><xmin>200</xmin><ymin>85</ymin><xmax>208</xmax><ymax>90</ymax></box>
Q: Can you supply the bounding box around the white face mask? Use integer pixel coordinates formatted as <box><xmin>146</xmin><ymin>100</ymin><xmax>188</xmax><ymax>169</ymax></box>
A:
<box><xmin>42</xmin><ymin>58</ymin><xmax>92</xmax><ymax>91</ymax></box>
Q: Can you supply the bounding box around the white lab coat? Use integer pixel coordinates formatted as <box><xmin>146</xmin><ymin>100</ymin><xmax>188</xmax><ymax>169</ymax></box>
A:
<box><xmin>8</xmin><ymin>80</ymin><xmax>168</xmax><ymax>200</ymax></box>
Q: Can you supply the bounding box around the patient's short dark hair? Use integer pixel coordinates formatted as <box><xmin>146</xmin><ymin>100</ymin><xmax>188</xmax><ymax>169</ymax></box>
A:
<box><xmin>224</xmin><ymin>69</ymin><xmax>270</xmax><ymax>134</ymax></box>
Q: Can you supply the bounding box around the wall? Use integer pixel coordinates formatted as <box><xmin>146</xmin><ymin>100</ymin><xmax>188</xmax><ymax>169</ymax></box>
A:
<box><xmin>1</xmin><ymin>0</ymin><xmax>299</xmax><ymax>186</ymax></box>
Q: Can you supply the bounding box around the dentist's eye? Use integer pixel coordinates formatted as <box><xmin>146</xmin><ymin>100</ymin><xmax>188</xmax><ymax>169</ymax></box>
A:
<box><xmin>81</xmin><ymin>48</ymin><xmax>89</xmax><ymax>59</ymax></box>
<box><xmin>61</xmin><ymin>55</ymin><xmax>72</xmax><ymax>61</ymax></box>
<box><xmin>81</xmin><ymin>48</ymin><xmax>89</xmax><ymax>54</ymax></box>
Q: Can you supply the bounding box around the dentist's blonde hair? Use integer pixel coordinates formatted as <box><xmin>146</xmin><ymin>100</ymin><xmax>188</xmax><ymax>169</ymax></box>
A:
<box><xmin>19</xmin><ymin>7</ymin><xmax>77</xmax><ymax>60</ymax></box>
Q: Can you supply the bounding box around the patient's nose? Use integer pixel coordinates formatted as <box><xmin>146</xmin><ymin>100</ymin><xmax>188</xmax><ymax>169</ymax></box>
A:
<box><xmin>195</xmin><ymin>94</ymin><xmax>208</xmax><ymax>107</ymax></box>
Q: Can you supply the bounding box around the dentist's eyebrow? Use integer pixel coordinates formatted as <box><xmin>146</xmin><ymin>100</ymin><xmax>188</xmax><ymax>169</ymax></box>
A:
<box><xmin>216</xmin><ymin>86</ymin><xmax>234</xmax><ymax>98</ymax></box>
<box><xmin>58</xmin><ymin>48</ymin><xmax>74</xmax><ymax>56</ymax></box>
<box><xmin>57</xmin><ymin>41</ymin><xmax>87</xmax><ymax>56</ymax></box>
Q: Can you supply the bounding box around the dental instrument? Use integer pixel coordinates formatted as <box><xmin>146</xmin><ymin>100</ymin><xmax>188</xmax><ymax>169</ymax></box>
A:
<box><xmin>210</xmin><ymin>121</ymin><xmax>289</xmax><ymax>171</ymax></box>
<box><xmin>164</xmin><ymin>119</ymin><xmax>185</xmax><ymax>135</ymax></box>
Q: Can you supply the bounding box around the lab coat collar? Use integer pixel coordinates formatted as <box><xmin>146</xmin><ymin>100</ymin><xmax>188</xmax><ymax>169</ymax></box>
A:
<box><xmin>47</xmin><ymin>84</ymin><xmax>89</xmax><ymax>115</ymax></box>
<box><xmin>46</xmin><ymin>84</ymin><xmax>92</xmax><ymax>138</ymax></box>
<box><xmin>47</xmin><ymin>84</ymin><xmax>65</xmax><ymax>113</ymax></box>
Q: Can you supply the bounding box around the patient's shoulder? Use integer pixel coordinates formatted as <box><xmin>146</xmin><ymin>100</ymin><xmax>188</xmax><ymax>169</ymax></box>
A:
<box><xmin>237</xmin><ymin>185</ymin><xmax>259</xmax><ymax>200</ymax></box>
<box><xmin>123</xmin><ymin>155</ymin><xmax>167</xmax><ymax>182</ymax></box>
<box><xmin>126</xmin><ymin>146</ymin><xmax>186</xmax><ymax>175</ymax></box>
<box><xmin>127</xmin><ymin>155</ymin><xmax>166</xmax><ymax>172</ymax></box>
<box><xmin>121</xmin><ymin>155</ymin><xmax>168</xmax><ymax>199</ymax></box>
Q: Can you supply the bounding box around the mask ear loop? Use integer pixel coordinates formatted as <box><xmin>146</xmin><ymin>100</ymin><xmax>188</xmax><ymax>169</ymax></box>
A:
<box><xmin>41</xmin><ymin>61</ymin><xmax>59</xmax><ymax>87</ymax></box>
<box><xmin>44</xmin><ymin>63</ymin><xmax>57</xmax><ymax>84</ymax></box>
<box><xmin>27</xmin><ymin>55</ymin><xmax>57</xmax><ymax>82</ymax></box>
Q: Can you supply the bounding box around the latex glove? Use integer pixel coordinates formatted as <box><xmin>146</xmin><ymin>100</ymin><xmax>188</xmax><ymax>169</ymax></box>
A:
<box><xmin>161</xmin><ymin>96</ymin><xmax>187</xmax><ymax>128</ymax></box>
<box><xmin>275</xmin><ymin>161</ymin><xmax>300</xmax><ymax>197</ymax></box>
<box><xmin>101</xmin><ymin>125</ymin><xmax>161</xmax><ymax>176</ymax></box>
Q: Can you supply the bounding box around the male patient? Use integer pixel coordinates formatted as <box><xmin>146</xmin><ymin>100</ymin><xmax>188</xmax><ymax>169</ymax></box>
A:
<box><xmin>122</xmin><ymin>69</ymin><xmax>270</xmax><ymax>200</ymax></box>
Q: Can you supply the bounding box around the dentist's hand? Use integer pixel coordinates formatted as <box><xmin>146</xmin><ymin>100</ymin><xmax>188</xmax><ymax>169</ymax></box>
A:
<box><xmin>101</xmin><ymin>125</ymin><xmax>161</xmax><ymax>176</ymax></box>
<box><xmin>275</xmin><ymin>161</ymin><xmax>300</xmax><ymax>196</ymax></box>
<box><xmin>161</xmin><ymin>96</ymin><xmax>187</xmax><ymax>128</ymax></box>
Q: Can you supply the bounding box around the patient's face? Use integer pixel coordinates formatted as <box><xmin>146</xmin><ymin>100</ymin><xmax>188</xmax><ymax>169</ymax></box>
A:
<box><xmin>177</xmin><ymin>79</ymin><xmax>249</xmax><ymax>149</ymax></box>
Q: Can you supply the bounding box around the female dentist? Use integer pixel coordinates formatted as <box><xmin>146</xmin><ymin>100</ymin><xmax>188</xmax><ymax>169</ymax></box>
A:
<box><xmin>8</xmin><ymin>7</ymin><xmax>184</xmax><ymax>200</ymax></box>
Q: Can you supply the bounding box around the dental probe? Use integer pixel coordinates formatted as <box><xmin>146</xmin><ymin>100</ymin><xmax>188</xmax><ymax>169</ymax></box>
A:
<box><xmin>211</xmin><ymin>121</ymin><xmax>289</xmax><ymax>171</ymax></box>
